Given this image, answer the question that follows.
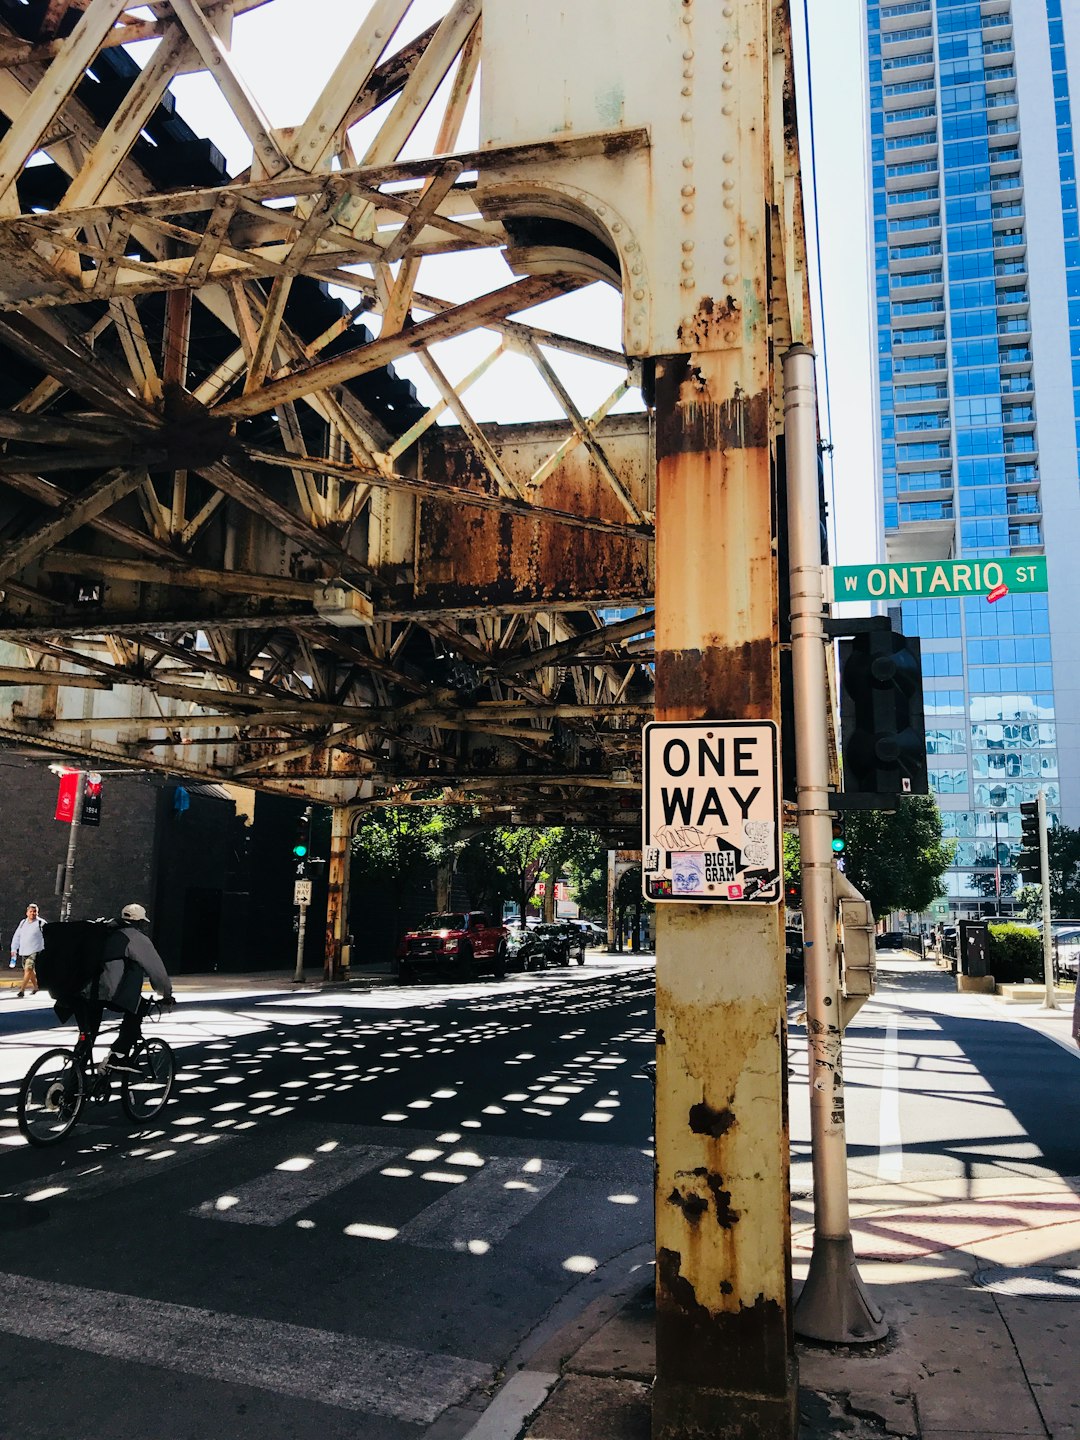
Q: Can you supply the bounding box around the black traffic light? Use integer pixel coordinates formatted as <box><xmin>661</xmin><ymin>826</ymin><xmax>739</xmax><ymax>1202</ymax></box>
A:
<box><xmin>838</xmin><ymin>627</ymin><xmax>927</xmax><ymax>797</ymax></box>
<box><xmin>830</xmin><ymin>815</ymin><xmax>846</xmax><ymax>855</ymax></box>
<box><xmin>1017</xmin><ymin>801</ymin><xmax>1041</xmax><ymax>882</ymax></box>
<box><xmin>785</xmin><ymin>879</ymin><xmax>801</xmax><ymax>909</ymax></box>
<box><xmin>292</xmin><ymin>807</ymin><xmax>311</xmax><ymax>859</ymax></box>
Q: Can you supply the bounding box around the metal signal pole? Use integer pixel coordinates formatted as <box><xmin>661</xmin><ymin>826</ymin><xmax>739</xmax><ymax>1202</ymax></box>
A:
<box><xmin>59</xmin><ymin>770</ymin><xmax>87</xmax><ymax>921</ymax></box>
<box><xmin>1038</xmin><ymin>790</ymin><xmax>1058</xmax><ymax>1010</ymax></box>
<box><xmin>784</xmin><ymin>346</ymin><xmax>887</xmax><ymax>1343</ymax></box>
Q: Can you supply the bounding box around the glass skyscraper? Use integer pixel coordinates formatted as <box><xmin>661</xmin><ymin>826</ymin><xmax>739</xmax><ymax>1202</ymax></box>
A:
<box><xmin>865</xmin><ymin>0</ymin><xmax>1080</xmax><ymax>917</ymax></box>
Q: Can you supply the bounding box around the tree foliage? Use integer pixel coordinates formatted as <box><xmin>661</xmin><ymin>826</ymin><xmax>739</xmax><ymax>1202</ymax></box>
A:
<box><xmin>841</xmin><ymin>794</ymin><xmax>953</xmax><ymax>918</ymax></box>
<box><xmin>351</xmin><ymin>805</ymin><xmax>474</xmax><ymax>887</ymax></box>
<box><xmin>457</xmin><ymin>825</ymin><xmax>605</xmax><ymax>920</ymax></box>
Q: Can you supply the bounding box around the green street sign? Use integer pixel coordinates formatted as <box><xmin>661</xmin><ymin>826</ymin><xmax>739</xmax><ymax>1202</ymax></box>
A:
<box><xmin>829</xmin><ymin>556</ymin><xmax>1047</xmax><ymax>604</ymax></box>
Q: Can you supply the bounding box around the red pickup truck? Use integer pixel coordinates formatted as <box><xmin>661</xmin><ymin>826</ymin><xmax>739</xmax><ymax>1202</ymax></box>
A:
<box><xmin>396</xmin><ymin>911</ymin><xmax>508</xmax><ymax>983</ymax></box>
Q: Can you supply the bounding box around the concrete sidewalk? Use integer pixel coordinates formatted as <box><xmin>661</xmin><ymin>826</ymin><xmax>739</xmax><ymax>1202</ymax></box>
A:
<box><xmin>492</xmin><ymin>1171</ymin><xmax>1080</xmax><ymax>1440</ymax></box>
<box><xmin>478</xmin><ymin>964</ymin><xmax>1080</xmax><ymax>1440</ymax></box>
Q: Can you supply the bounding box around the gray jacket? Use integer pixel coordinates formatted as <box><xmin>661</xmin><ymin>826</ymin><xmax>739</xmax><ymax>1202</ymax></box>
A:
<box><xmin>98</xmin><ymin>924</ymin><xmax>173</xmax><ymax>1013</ymax></box>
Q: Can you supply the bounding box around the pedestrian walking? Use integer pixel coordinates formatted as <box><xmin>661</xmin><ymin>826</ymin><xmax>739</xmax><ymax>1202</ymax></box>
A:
<box><xmin>9</xmin><ymin>902</ymin><xmax>45</xmax><ymax>997</ymax></box>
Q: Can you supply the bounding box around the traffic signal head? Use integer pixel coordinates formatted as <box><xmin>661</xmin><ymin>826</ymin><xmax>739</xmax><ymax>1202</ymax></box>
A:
<box><xmin>292</xmin><ymin>808</ymin><xmax>311</xmax><ymax>858</ymax></box>
<box><xmin>1017</xmin><ymin>801</ymin><xmax>1040</xmax><ymax>882</ymax></box>
<box><xmin>831</xmin><ymin>816</ymin><xmax>846</xmax><ymax>854</ymax></box>
<box><xmin>838</xmin><ymin>627</ymin><xmax>928</xmax><ymax>797</ymax></box>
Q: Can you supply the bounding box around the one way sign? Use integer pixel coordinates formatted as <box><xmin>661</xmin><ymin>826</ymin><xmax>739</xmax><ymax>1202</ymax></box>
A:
<box><xmin>642</xmin><ymin>720</ymin><xmax>781</xmax><ymax>904</ymax></box>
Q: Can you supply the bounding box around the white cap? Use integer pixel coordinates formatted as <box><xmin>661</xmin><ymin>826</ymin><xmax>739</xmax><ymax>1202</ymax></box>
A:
<box><xmin>121</xmin><ymin>903</ymin><xmax>148</xmax><ymax>922</ymax></box>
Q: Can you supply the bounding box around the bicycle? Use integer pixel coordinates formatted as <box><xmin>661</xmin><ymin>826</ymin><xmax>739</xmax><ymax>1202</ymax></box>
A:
<box><xmin>17</xmin><ymin>999</ymin><xmax>176</xmax><ymax>1147</ymax></box>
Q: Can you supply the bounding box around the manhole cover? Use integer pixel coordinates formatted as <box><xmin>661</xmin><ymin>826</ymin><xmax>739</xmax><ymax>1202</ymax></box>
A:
<box><xmin>974</xmin><ymin>1266</ymin><xmax>1080</xmax><ymax>1300</ymax></box>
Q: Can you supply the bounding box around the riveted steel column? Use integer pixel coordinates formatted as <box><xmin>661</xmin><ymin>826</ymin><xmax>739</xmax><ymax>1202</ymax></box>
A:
<box><xmin>324</xmin><ymin>807</ymin><xmax>353</xmax><ymax>981</ymax></box>
<box><xmin>652</xmin><ymin>363</ymin><xmax>796</xmax><ymax>1433</ymax></box>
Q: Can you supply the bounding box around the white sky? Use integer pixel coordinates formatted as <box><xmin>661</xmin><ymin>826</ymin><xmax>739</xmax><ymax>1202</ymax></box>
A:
<box><xmin>142</xmin><ymin>0</ymin><xmax>876</xmax><ymax>564</ymax></box>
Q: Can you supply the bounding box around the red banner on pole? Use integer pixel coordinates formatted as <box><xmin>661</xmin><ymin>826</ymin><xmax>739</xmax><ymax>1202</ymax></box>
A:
<box><xmin>55</xmin><ymin>771</ymin><xmax>79</xmax><ymax>823</ymax></box>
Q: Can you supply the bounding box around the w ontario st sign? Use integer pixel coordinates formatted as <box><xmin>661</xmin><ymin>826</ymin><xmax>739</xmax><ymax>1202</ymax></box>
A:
<box><xmin>829</xmin><ymin>556</ymin><xmax>1047</xmax><ymax>603</ymax></box>
<box><xmin>642</xmin><ymin>722</ymin><xmax>781</xmax><ymax>905</ymax></box>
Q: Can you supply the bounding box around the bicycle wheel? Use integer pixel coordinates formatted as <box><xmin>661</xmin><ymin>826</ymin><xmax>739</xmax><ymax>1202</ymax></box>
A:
<box><xmin>121</xmin><ymin>1038</ymin><xmax>176</xmax><ymax>1121</ymax></box>
<box><xmin>18</xmin><ymin>1048</ymin><xmax>85</xmax><ymax>1147</ymax></box>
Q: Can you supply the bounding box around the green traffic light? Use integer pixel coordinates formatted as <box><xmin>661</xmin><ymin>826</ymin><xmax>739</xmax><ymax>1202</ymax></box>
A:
<box><xmin>831</xmin><ymin>837</ymin><xmax>846</xmax><ymax>854</ymax></box>
<box><xmin>293</xmin><ymin>842</ymin><xmax>308</xmax><ymax>858</ymax></box>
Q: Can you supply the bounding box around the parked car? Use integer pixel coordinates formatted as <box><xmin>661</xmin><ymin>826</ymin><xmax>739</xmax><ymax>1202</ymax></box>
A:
<box><xmin>396</xmin><ymin>911</ymin><xmax>508</xmax><ymax>983</ymax></box>
<box><xmin>875</xmin><ymin>931</ymin><xmax>906</xmax><ymax>951</ymax></box>
<box><xmin>553</xmin><ymin>921</ymin><xmax>588</xmax><ymax>963</ymax></box>
<box><xmin>1054</xmin><ymin>927</ymin><xmax>1080</xmax><ymax>980</ymax></box>
<box><xmin>517</xmin><ymin>923</ymin><xmax>573</xmax><ymax>971</ymax></box>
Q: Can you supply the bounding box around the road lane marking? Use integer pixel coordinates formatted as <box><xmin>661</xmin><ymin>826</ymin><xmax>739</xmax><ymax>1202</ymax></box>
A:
<box><xmin>1</xmin><ymin>1131</ymin><xmax>235</xmax><ymax>1204</ymax></box>
<box><xmin>396</xmin><ymin>1155</ymin><xmax>570</xmax><ymax>1251</ymax></box>
<box><xmin>193</xmin><ymin>1142</ymin><xmax>395</xmax><ymax>1225</ymax></box>
<box><xmin>877</xmin><ymin>1017</ymin><xmax>903</xmax><ymax>1181</ymax></box>
<box><xmin>0</xmin><ymin>1271</ymin><xmax>489</xmax><ymax>1423</ymax></box>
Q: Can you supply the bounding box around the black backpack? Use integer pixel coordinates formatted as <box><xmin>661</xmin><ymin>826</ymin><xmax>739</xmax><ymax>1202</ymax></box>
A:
<box><xmin>36</xmin><ymin>919</ymin><xmax>122</xmax><ymax>1009</ymax></box>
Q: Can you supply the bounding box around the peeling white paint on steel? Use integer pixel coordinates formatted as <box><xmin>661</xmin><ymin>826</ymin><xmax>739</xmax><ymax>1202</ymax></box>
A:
<box><xmin>0</xmin><ymin>1271</ymin><xmax>490</xmax><ymax>1423</ymax></box>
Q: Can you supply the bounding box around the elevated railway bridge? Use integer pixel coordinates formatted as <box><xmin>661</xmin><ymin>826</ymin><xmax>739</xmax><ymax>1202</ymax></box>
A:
<box><xmin>0</xmin><ymin>5</ymin><xmax>815</xmax><ymax>1431</ymax></box>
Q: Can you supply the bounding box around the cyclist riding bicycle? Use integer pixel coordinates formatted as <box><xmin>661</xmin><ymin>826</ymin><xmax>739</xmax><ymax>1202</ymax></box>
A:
<box><xmin>72</xmin><ymin>903</ymin><xmax>174</xmax><ymax>1073</ymax></box>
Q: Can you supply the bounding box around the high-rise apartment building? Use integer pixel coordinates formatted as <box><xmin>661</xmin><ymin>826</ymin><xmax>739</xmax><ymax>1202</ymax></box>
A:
<box><xmin>865</xmin><ymin>0</ymin><xmax>1080</xmax><ymax>916</ymax></box>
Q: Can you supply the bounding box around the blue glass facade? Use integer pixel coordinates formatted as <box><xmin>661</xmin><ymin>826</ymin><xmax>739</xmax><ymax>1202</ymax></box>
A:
<box><xmin>866</xmin><ymin>1</ymin><xmax>1065</xmax><ymax>913</ymax></box>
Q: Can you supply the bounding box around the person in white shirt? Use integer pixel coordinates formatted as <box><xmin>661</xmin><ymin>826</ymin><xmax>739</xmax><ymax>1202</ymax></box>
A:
<box><xmin>9</xmin><ymin>903</ymin><xmax>45</xmax><ymax>998</ymax></box>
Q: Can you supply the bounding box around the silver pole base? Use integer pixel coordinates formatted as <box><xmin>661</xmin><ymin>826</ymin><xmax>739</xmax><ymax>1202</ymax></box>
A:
<box><xmin>794</xmin><ymin>1234</ymin><xmax>889</xmax><ymax>1344</ymax></box>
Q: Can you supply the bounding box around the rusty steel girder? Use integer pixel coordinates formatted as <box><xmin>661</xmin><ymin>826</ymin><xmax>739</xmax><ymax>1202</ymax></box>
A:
<box><xmin>0</xmin><ymin>0</ymin><xmax>669</xmax><ymax>834</ymax></box>
<box><xmin>0</xmin><ymin>1</ymin><xmax>814</xmax><ymax>1432</ymax></box>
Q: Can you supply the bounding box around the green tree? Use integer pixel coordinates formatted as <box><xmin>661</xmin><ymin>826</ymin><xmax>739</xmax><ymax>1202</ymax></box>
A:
<box><xmin>351</xmin><ymin>806</ymin><xmax>476</xmax><ymax>944</ymax></box>
<box><xmin>841</xmin><ymin>794</ymin><xmax>954</xmax><ymax>919</ymax></box>
<box><xmin>350</xmin><ymin>805</ymin><xmax>474</xmax><ymax>887</ymax></box>
<box><xmin>566</xmin><ymin>844</ymin><xmax>607</xmax><ymax>920</ymax></box>
<box><xmin>457</xmin><ymin>826</ymin><xmax>551</xmax><ymax>921</ymax></box>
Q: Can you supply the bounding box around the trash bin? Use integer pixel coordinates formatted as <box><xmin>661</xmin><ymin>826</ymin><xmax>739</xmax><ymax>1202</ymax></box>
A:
<box><xmin>959</xmin><ymin>920</ymin><xmax>989</xmax><ymax>978</ymax></box>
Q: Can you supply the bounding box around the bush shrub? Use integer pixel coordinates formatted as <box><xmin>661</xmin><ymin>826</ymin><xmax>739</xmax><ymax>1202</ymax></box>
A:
<box><xmin>988</xmin><ymin>923</ymin><xmax>1042</xmax><ymax>984</ymax></box>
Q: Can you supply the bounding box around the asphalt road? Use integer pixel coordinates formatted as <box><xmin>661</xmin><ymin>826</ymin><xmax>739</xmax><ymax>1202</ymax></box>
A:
<box><xmin>0</xmin><ymin>957</ymin><xmax>656</xmax><ymax>1440</ymax></box>
<box><xmin>1</xmin><ymin>952</ymin><xmax>1076</xmax><ymax>1440</ymax></box>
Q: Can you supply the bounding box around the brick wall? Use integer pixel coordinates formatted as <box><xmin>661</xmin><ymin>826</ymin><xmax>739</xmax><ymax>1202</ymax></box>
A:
<box><xmin>0</xmin><ymin>754</ymin><xmax>156</xmax><ymax>948</ymax></box>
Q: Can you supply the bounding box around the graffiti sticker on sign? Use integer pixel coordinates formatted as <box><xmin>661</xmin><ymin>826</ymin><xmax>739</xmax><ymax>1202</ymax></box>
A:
<box><xmin>642</xmin><ymin>721</ymin><xmax>781</xmax><ymax>904</ymax></box>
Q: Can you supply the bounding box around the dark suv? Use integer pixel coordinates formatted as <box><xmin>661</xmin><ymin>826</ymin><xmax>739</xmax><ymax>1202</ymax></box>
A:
<box><xmin>516</xmin><ymin>923</ymin><xmax>572</xmax><ymax>971</ymax></box>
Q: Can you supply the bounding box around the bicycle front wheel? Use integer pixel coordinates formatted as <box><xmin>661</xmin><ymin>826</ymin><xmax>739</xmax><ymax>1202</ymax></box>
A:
<box><xmin>121</xmin><ymin>1038</ymin><xmax>176</xmax><ymax>1121</ymax></box>
<box><xmin>18</xmin><ymin>1048</ymin><xmax>85</xmax><ymax>1147</ymax></box>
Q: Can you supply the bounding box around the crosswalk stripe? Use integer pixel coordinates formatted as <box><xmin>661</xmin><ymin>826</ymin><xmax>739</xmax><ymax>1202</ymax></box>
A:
<box><xmin>193</xmin><ymin>1142</ymin><xmax>395</xmax><ymax>1226</ymax></box>
<box><xmin>0</xmin><ymin>1271</ymin><xmax>490</xmax><ymax>1424</ymax></box>
<box><xmin>397</xmin><ymin>1156</ymin><xmax>570</xmax><ymax>1252</ymax></box>
<box><xmin>2</xmin><ymin>1131</ymin><xmax>235</xmax><ymax>1204</ymax></box>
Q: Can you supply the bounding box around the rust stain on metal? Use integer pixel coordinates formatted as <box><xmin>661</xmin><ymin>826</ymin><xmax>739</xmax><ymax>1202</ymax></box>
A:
<box><xmin>688</xmin><ymin>1100</ymin><xmax>737</xmax><ymax>1139</ymax></box>
<box><xmin>656</xmin><ymin>1248</ymin><xmax>791</xmax><ymax>1391</ymax></box>
<box><xmin>655</xmin><ymin>642</ymin><xmax>774</xmax><ymax>720</ymax></box>
<box><xmin>668</xmin><ymin>1181</ymin><xmax>709</xmax><ymax>1223</ymax></box>
<box><xmin>667</xmin><ymin>1166</ymin><xmax>740</xmax><ymax>1230</ymax></box>
<box><xmin>705</xmin><ymin>1173</ymin><xmax>740</xmax><ymax>1230</ymax></box>
<box><xmin>399</xmin><ymin>418</ymin><xmax>651</xmax><ymax>608</ymax></box>
<box><xmin>675</xmin><ymin>294</ymin><xmax>740</xmax><ymax>352</ymax></box>
<box><xmin>652</xmin><ymin>352</ymin><xmax>768</xmax><ymax>460</ymax></box>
